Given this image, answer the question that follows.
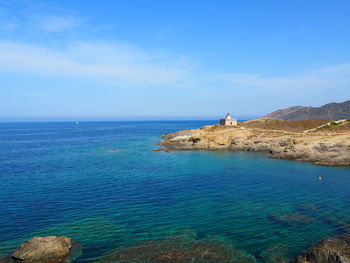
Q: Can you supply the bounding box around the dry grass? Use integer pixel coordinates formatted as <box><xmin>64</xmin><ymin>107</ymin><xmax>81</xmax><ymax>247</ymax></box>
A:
<box><xmin>205</xmin><ymin>119</ymin><xmax>350</xmax><ymax>133</ymax></box>
<box><xmin>240</xmin><ymin>118</ymin><xmax>336</xmax><ymax>132</ymax></box>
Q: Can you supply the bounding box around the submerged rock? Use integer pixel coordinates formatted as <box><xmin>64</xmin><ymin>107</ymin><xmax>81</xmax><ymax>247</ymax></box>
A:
<box><xmin>299</xmin><ymin>203</ymin><xmax>318</xmax><ymax>213</ymax></box>
<box><xmin>153</xmin><ymin>148</ymin><xmax>162</xmax><ymax>151</ymax></box>
<box><xmin>322</xmin><ymin>213</ymin><xmax>350</xmax><ymax>234</ymax></box>
<box><xmin>294</xmin><ymin>234</ymin><xmax>350</xmax><ymax>263</ymax></box>
<box><xmin>0</xmin><ymin>257</ymin><xmax>12</xmax><ymax>263</ymax></box>
<box><xmin>10</xmin><ymin>236</ymin><xmax>77</xmax><ymax>263</ymax></box>
<box><xmin>260</xmin><ymin>244</ymin><xmax>288</xmax><ymax>263</ymax></box>
<box><xmin>98</xmin><ymin>235</ymin><xmax>256</xmax><ymax>263</ymax></box>
<box><xmin>268</xmin><ymin>213</ymin><xmax>315</xmax><ymax>226</ymax></box>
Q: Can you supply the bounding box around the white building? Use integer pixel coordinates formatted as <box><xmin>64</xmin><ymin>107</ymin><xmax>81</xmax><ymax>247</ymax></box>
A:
<box><xmin>220</xmin><ymin>113</ymin><xmax>237</xmax><ymax>126</ymax></box>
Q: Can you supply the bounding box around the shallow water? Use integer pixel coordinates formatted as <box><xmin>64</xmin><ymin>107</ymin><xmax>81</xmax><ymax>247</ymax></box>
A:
<box><xmin>0</xmin><ymin>121</ymin><xmax>349</xmax><ymax>262</ymax></box>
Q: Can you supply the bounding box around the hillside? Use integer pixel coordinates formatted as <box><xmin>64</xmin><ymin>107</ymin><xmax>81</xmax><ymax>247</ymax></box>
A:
<box><xmin>265</xmin><ymin>100</ymin><xmax>350</xmax><ymax>120</ymax></box>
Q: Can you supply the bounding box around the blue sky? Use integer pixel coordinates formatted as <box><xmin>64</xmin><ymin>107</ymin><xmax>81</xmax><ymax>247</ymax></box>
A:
<box><xmin>1</xmin><ymin>0</ymin><xmax>350</xmax><ymax>120</ymax></box>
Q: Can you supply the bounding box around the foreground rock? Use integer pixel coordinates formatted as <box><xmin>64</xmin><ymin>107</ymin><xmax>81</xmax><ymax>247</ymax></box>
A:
<box><xmin>294</xmin><ymin>234</ymin><xmax>350</xmax><ymax>263</ymax></box>
<box><xmin>1</xmin><ymin>236</ymin><xmax>77</xmax><ymax>263</ymax></box>
<box><xmin>160</xmin><ymin>119</ymin><xmax>350</xmax><ymax>166</ymax></box>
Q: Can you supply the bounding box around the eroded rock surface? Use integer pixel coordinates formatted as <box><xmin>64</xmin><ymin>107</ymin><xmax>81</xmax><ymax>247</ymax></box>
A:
<box><xmin>160</xmin><ymin>120</ymin><xmax>350</xmax><ymax>166</ymax></box>
<box><xmin>294</xmin><ymin>234</ymin><xmax>350</xmax><ymax>263</ymax></box>
<box><xmin>10</xmin><ymin>236</ymin><xmax>75</xmax><ymax>263</ymax></box>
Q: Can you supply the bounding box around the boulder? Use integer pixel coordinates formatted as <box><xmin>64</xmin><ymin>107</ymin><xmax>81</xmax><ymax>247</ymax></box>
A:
<box><xmin>11</xmin><ymin>236</ymin><xmax>73</xmax><ymax>263</ymax></box>
<box><xmin>294</xmin><ymin>234</ymin><xmax>350</xmax><ymax>263</ymax></box>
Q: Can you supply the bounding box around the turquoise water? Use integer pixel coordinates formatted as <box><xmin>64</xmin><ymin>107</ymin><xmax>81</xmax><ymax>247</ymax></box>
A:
<box><xmin>0</xmin><ymin>121</ymin><xmax>349</xmax><ymax>262</ymax></box>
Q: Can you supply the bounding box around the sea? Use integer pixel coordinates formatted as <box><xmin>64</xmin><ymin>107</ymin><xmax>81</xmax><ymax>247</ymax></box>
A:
<box><xmin>0</xmin><ymin>121</ymin><xmax>349</xmax><ymax>262</ymax></box>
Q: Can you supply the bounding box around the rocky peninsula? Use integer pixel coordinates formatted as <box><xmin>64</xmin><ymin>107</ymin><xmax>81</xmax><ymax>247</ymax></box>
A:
<box><xmin>160</xmin><ymin>119</ymin><xmax>350</xmax><ymax>166</ymax></box>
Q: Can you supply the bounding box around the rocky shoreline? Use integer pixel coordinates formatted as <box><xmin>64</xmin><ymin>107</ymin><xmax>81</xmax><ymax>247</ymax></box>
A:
<box><xmin>159</xmin><ymin>120</ymin><xmax>350</xmax><ymax>166</ymax></box>
<box><xmin>294</xmin><ymin>234</ymin><xmax>350</xmax><ymax>263</ymax></box>
<box><xmin>2</xmin><ymin>234</ymin><xmax>350</xmax><ymax>263</ymax></box>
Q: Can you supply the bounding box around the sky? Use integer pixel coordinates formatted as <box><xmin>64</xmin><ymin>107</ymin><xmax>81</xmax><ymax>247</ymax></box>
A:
<box><xmin>1</xmin><ymin>0</ymin><xmax>350</xmax><ymax>121</ymax></box>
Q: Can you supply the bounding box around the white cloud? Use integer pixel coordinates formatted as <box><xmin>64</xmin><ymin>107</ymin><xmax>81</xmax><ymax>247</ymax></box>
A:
<box><xmin>0</xmin><ymin>40</ymin><xmax>193</xmax><ymax>86</ymax></box>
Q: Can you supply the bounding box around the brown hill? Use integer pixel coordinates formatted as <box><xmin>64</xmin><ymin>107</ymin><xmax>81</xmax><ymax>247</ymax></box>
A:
<box><xmin>265</xmin><ymin>100</ymin><xmax>350</xmax><ymax>120</ymax></box>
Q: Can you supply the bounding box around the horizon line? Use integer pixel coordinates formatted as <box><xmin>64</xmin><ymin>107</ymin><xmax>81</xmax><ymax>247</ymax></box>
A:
<box><xmin>0</xmin><ymin>115</ymin><xmax>259</xmax><ymax>123</ymax></box>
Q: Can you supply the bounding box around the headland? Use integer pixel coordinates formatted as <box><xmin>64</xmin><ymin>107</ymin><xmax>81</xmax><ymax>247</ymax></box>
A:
<box><xmin>160</xmin><ymin>118</ymin><xmax>350</xmax><ymax>166</ymax></box>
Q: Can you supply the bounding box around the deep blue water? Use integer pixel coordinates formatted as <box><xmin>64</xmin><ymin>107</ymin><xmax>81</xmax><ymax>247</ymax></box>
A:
<box><xmin>0</xmin><ymin>121</ymin><xmax>349</xmax><ymax>262</ymax></box>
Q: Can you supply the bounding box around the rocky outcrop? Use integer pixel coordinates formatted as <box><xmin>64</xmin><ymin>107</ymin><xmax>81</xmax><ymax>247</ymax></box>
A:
<box><xmin>160</xmin><ymin>123</ymin><xmax>350</xmax><ymax>166</ymax></box>
<box><xmin>4</xmin><ymin>236</ymin><xmax>77</xmax><ymax>263</ymax></box>
<box><xmin>294</xmin><ymin>234</ymin><xmax>350</xmax><ymax>263</ymax></box>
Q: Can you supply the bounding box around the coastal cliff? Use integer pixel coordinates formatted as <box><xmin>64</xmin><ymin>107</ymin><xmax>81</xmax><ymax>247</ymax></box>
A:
<box><xmin>160</xmin><ymin>119</ymin><xmax>350</xmax><ymax>166</ymax></box>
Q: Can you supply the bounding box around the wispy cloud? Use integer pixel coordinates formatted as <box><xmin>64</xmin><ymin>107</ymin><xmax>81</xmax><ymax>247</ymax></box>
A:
<box><xmin>37</xmin><ymin>15</ymin><xmax>79</xmax><ymax>32</ymax></box>
<box><xmin>1</xmin><ymin>1</ymin><xmax>80</xmax><ymax>33</ymax></box>
<box><xmin>0</xmin><ymin>3</ymin><xmax>18</xmax><ymax>31</ymax></box>
<box><xmin>1</xmin><ymin>39</ymin><xmax>350</xmax><ymax>94</ymax></box>
<box><xmin>0</xmin><ymin>21</ymin><xmax>17</xmax><ymax>31</ymax></box>
<box><xmin>220</xmin><ymin>63</ymin><xmax>350</xmax><ymax>92</ymax></box>
<box><xmin>0</xmin><ymin>40</ymin><xmax>193</xmax><ymax>86</ymax></box>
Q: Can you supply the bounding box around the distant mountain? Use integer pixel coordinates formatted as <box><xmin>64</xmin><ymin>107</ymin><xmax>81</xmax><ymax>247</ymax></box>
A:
<box><xmin>265</xmin><ymin>100</ymin><xmax>350</xmax><ymax>120</ymax></box>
